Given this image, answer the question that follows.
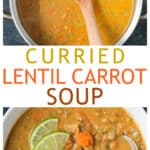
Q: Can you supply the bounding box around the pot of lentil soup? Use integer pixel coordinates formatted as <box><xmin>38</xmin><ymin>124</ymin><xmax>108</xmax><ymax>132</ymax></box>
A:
<box><xmin>7</xmin><ymin>0</ymin><xmax>143</xmax><ymax>45</ymax></box>
<box><xmin>4</xmin><ymin>108</ymin><xmax>146</xmax><ymax>150</ymax></box>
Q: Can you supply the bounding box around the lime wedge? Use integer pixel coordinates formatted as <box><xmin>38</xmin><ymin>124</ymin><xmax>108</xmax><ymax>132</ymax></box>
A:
<box><xmin>34</xmin><ymin>132</ymin><xmax>70</xmax><ymax>150</ymax></box>
<box><xmin>29</xmin><ymin>118</ymin><xmax>58</xmax><ymax>149</ymax></box>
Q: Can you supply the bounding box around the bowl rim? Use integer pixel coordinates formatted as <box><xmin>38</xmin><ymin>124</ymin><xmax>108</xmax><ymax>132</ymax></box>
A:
<box><xmin>9</xmin><ymin>0</ymin><xmax>143</xmax><ymax>45</ymax></box>
<box><xmin>3</xmin><ymin>108</ymin><xmax>28</xmax><ymax>147</ymax></box>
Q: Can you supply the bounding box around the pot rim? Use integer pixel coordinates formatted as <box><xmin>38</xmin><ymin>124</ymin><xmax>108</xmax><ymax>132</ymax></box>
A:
<box><xmin>10</xmin><ymin>0</ymin><xmax>143</xmax><ymax>45</ymax></box>
<box><xmin>116</xmin><ymin>0</ymin><xmax>143</xmax><ymax>45</ymax></box>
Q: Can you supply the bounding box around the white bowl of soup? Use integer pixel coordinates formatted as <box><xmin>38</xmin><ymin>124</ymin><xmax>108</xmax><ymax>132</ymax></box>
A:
<box><xmin>4</xmin><ymin>108</ymin><xmax>146</xmax><ymax>150</ymax></box>
<box><xmin>9</xmin><ymin>0</ymin><xmax>143</xmax><ymax>45</ymax></box>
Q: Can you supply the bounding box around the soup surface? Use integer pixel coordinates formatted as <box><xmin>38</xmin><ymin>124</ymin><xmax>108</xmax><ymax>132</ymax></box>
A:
<box><xmin>17</xmin><ymin>0</ymin><xmax>134</xmax><ymax>45</ymax></box>
<box><xmin>5</xmin><ymin>108</ymin><xmax>146</xmax><ymax>150</ymax></box>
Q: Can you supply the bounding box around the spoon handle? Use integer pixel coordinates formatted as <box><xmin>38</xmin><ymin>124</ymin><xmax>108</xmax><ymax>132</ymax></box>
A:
<box><xmin>76</xmin><ymin>0</ymin><xmax>102</xmax><ymax>45</ymax></box>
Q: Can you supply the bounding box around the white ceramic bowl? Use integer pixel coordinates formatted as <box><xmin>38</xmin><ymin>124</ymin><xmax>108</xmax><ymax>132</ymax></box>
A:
<box><xmin>3</xmin><ymin>107</ymin><xmax>147</xmax><ymax>148</ymax></box>
<box><xmin>9</xmin><ymin>0</ymin><xmax>143</xmax><ymax>45</ymax></box>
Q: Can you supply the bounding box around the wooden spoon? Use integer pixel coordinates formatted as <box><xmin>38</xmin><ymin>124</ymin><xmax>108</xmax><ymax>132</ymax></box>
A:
<box><xmin>75</xmin><ymin>0</ymin><xmax>102</xmax><ymax>45</ymax></box>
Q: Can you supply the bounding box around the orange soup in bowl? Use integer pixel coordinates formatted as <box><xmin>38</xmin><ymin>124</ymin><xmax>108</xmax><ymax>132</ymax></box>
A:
<box><xmin>16</xmin><ymin>0</ymin><xmax>134</xmax><ymax>45</ymax></box>
<box><xmin>5</xmin><ymin>108</ymin><xmax>146</xmax><ymax>150</ymax></box>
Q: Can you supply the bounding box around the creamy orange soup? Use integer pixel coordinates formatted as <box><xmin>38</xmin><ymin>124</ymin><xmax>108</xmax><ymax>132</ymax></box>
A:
<box><xmin>5</xmin><ymin>108</ymin><xmax>146</xmax><ymax>150</ymax></box>
<box><xmin>17</xmin><ymin>0</ymin><xmax>134</xmax><ymax>45</ymax></box>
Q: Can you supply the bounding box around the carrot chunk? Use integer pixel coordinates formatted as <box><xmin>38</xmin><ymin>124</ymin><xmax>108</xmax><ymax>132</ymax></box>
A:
<box><xmin>76</xmin><ymin>131</ymin><xmax>93</xmax><ymax>147</ymax></box>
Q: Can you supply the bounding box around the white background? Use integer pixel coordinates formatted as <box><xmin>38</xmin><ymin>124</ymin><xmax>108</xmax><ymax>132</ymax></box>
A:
<box><xmin>0</xmin><ymin>0</ymin><xmax>150</xmax><ymax>150</ymax></box>
<box><xmin>0</xmin><ymin>46</ymin><xmax>149</xmax><ymax>107</ymax></box>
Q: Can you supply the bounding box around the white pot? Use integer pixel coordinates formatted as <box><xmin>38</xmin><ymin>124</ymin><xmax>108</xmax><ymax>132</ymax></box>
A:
<box><xmin>3</xmin><ymin>108</ymin><xmax>147</xmax><ymax>148</ymax></box>
<box><xmin>8</xmin><ymin>0</ymin><xmax>143</xmax><ymax>45</ymax></box>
